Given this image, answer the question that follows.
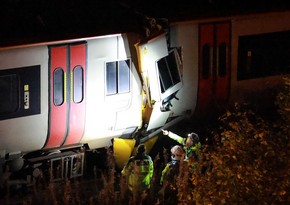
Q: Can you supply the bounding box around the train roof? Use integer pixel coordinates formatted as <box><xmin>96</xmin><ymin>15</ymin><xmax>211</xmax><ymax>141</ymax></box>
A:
<box><xmin>1</xmin><ymin>0</ymin><xmax>290</xmax><ymax>47</ymax></box>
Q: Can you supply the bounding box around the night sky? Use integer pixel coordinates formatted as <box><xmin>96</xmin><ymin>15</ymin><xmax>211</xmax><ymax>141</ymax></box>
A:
<box><xmin>1</xmin><ymin>0</ymin><xmax>290</xmax><ymax>46</ymax></box>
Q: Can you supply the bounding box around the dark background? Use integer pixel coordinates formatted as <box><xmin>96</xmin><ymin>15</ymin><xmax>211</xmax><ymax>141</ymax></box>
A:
<box><xmin>1</xmin><ymin>0</ymin><xmax>290</xmax><ymax>46</ymax></box>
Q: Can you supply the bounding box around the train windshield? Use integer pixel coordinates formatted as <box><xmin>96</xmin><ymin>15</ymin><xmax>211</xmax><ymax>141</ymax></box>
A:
<box><xmin>156</xmin><ymin>49</ymin><xmax>182</xmax><ymax>102</ymax></box>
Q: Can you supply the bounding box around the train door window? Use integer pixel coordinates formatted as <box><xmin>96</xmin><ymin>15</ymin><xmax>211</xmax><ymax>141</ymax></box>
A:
<box><xmin>54</xmin><ymin>68</ymin><xmax>64</xmax><ymax>106</ymax></box>
<box><xmin>238</xmin><ymin>30</ymin><xmax>290</xmax><ymax>80</ymax></box>
<box><xmin>202</xmin><ymin>44</ymin><xmax>211</xmax><ymax>79</ymax></box>
<box><xmin>0</xmin><ymin>74</ymin><xmax>19</xmax><ymax>114</ymax></box>
<box><xmin>73</xmin><ymin>66</ymin><xmax>84</xmax><ymax>103</ymax></box>
<box><xmin>106</xmin><ymin>59</ymin><xmax>130</xmax><ymax>95</ymax></box>
<box><xmin>218</xmin><ymin>43</ymin><xmax>227</xmax><ymax>76</ymax></box>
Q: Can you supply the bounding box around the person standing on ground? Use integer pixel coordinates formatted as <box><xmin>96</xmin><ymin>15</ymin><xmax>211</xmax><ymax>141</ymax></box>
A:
<box><xmin>162</xmin><ymin>129</ymin><xmax>202</xmax><ymax>168</ymax></box>
<box><xmin>121</xmin><ymin>144</ymin><xmax>154</xmax><ymax>204</ymax></box>
<box><xmin>160</xmin><ymin>145</ymin><xmax>185</xmax><ymax>186</ymax></box>
<box><xmin>159</xmin><ymin>145</ymin><xmax>185</xmax><ymax>204</ymax></box>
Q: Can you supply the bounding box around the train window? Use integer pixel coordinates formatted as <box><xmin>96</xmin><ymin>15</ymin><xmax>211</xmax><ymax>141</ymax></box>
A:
<box><xmin>238</xmin><ymin>30</ymin><xmax>290</xmax><ymax>80</ymax></box>
<box><xmin>54</xmin><ymin>68</ymin><xmax>64</xmax><ymax>106</ymax></box>
<box><xmin>218</xmin><ymin>43</ymin><xmax>227</xmax><ymax>76</ymax></box>
<box><xmin>106</xmin><ymin>60</ymin><xmax>130</xmax><ymax>95</ymax></box>
<box><xmin>106</xmin><ymin>62</ymin><xmax>117</xmax><ymax>95</ymax></box>
<box><xmin>73</xmin><ymin>66</ymin><xmax>84</xmax><ymax>103</ymax></box>
<box><xmin>0</xmin><ymin>65</ymin><xmax>40</xmax><ymax>120</ymax></box>
<box><xmin>118</xmin><ymin>60</ymin><xmax>130</xmax><ymax>93</ymax></box>
<box><xmin>0</xmin><ymin>74</ymin><xmax>19</xmax><ymax>114</ymax></box>
<box><xmin>157</xmin><ymin>50</ymin><xmax>181</xmax><ymax>93</ymax></box>
<box><xmin>202</xmin><ymin>44</ymin><xmax>211</xmax><ymax>79</ymax></box>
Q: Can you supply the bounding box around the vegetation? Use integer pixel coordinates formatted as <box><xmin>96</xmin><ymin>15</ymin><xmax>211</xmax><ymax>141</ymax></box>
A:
<box><xmin>2</xmin><ymin>78</ymin><xmax>290</xmax><ymax>204</ymax></box>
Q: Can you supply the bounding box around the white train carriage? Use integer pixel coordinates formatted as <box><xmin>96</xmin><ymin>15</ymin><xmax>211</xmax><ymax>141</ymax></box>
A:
<box><xmin>0</xmin><ymin>30</ymin><xmax>192</xmax><ymax>181</ymax></box>
<box><xmin>0</xmin><ymin>34</ymin><xmax>144</xmax><ymax>179</ymax></box>
<box><xmin>0</xmin><ymin>34</ymin><xmax>146</xmax><ymax>150</ymax></box>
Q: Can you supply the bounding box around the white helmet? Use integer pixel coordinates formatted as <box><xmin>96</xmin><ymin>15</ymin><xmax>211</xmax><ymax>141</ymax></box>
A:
<box><xmin>188</xmin><ymin>132</ymin><xmax>199</xmax><ymax>144</ymax></box>
<box><xmin>171</xmin><ymin>145</ymin><xmax>184</xmax><ymax>161</ymax></box>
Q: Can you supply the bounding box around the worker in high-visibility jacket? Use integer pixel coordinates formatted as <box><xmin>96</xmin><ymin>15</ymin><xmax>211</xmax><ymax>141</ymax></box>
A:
<box><xmin>121</xmin><ymin>144</ymin><xmax>154</xmax><ymax>203</ymax></box>
<box><xmin>160</xmin><ymin>145</ymin><xmax>185</xmax><ymax>185</ymax></box>
<box><xmin>159</xmin><ymin>145</ymin><xmax>185</xmax><ymax>203</ymax></box>
<box><xmin>162</xmin><ymin>129</ymin><xmax>202</xmax><ymax>168</ymax></box>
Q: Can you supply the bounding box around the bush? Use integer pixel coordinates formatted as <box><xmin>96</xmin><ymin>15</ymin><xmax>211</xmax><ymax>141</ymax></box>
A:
<box><xmin>185</xmin><ymin>77</ymin><xmax>290</xmax><ymax>205</ymax></box>
<box><xmin>188</xmin><ymin>103</ymin><xmax>289</xmax><ymax>205</ymax></box>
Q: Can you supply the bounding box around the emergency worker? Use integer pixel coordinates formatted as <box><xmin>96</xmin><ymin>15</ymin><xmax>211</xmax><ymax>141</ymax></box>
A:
<box><xmin>158</xmin><ymin>145</ymin><xmax>185</xmax><ymax>204</ymax></box>
<box><xmin>162</xmin><ymin>129</ymin><xmax>201</xmax><ymax>168</ymax></box>
<box><xmin>121</xmin><ymin>144</ymin><xmax>154</xmax><ymax>204</ymax></box>
<box><xmin>160</xmin><ymin>145</ymin><xmax>185</xmax><ymax>185</ymax></box>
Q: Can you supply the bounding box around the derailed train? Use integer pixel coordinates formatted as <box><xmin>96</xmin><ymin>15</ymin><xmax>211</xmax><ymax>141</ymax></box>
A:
<box><xmin>1</xmin><ymin>10</ymin><xmax>290</xmax><ymax>182</ymax></box>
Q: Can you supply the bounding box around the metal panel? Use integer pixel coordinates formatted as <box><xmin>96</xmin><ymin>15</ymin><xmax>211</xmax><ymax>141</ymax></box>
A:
<box><xmin>45</xmin><ymin>46</ymin><xmax>68</xmax><ymax>148</ymax></box>
<box><xmin>64</xmin><ymin>43</ymin><xmax>87</xmax><ymax>145</ymax></box>
<box><xmin>196</xmin><ymin>23</ymin><xmax>214</xmax><ymax>113</ymax></box>
<box><xmin>196</xmin><ymin>21</ymin><xmax>231</xmax><ymax>114</ymax></box>
<box><xmin>215</xmin><ymin>22</ymin><xmax>231</xmax><ymax>103</ymax></box>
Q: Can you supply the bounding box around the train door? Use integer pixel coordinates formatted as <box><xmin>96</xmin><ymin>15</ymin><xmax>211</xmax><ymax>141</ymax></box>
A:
<box><xmin>196</xmin><ymin>21</ymin><xmax>231</xmax><ymax>115</ymax></box>
<box><xmin>45</xmin><ymin>43</ymin><xmax>86</xmax><ymax>148</ymax></box>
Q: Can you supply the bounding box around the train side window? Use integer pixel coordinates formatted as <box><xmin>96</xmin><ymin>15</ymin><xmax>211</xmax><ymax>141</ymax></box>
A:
<box><xmin>106</xmin><ymin>62</ymin><xmax>117</xmax><ymax>95</ymax></box>
<box><xmin>54</xmin><ymin>68</ymin><xmax>64</xmax><ymax>106</ymax></box>
<box><xmin>218</xmin><ymin>43</ymin><xmax>227</xmax><ymax>76</ymax></box>
<box><xmin>118</xmin><ymin>60</ymin><xmax>130</xmax><ymax>93</ymax></box>
<box><xmin>73</xmin><ymin>66</ymin><xmax>84</xmax><ymax>103</ymax></box>
<box><xmin>106</xmin><ymin>60</ymin><xmax>130</xmax><ymax>95</ymax></box>
<box><xmin>202</xmin><ymin>44</ymin><xmax>211</xmax><ymax>79</ymax></box>
<box><xmin>0</xmin><ymin>74</ymin><xmax>19</xmax><ymax>114</ymax></box>
<box><xmin>238</xmin><ymin>30</ymin><xmax>290</xmax><ymax>80</ymax></box>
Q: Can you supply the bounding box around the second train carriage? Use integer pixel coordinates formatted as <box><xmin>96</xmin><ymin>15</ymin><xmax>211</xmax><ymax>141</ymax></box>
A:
<box><xmin>170</xmin><ymin>10</ymin><xmax>290</xmax><ymax>118</ymax></box>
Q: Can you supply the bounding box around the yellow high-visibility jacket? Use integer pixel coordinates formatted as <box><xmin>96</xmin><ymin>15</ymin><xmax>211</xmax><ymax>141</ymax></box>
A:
<box><xmin>121</xmin><ymin>154</ymin><xmax>154</xmax><ymax>192</ymax></box>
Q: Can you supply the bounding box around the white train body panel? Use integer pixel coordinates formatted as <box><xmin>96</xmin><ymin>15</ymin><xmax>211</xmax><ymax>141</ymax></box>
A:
<box><xmin>230</xmin><ymin>11</ymin><xmax>290</xmax><ymax>101</ymax></box>
<box><xmin>82</xmin><ymin>35</ymin><xmax>142</xmax><ymax>149</ymax></box>
<box><xmin>0</xmin><ymin>34</ymin><xmax>143</xmax><ymax>156</ymax></box>
<box><xmin>169</xmin><ymin>23</ymin><xmax>199</xmax><ymax>115</ymax></box>
<box><xmin>0</xmin><ymin>46</ymin><xmax>49</xmax><ymax>154</ymax></box>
